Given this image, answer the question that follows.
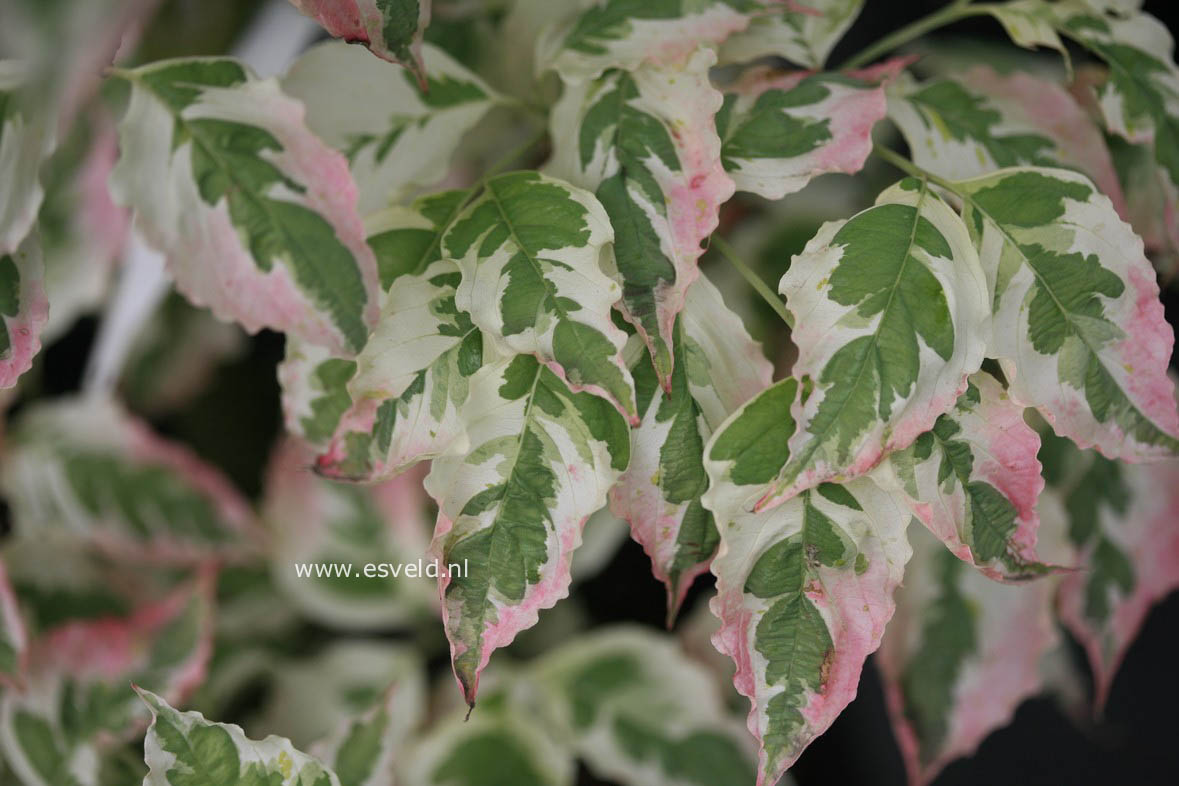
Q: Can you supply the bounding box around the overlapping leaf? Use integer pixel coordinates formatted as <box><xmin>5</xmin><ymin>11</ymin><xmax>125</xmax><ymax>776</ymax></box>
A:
<box><xmin>956</xmin><ymin>166</ymin><xmax>1179</xmax><ymax>459</ymax></box>
<box><xmin>0</xmin><ymin>232</ymin><xmax>48</xmax><ymax>390</ymax></box>
<box><xmin>1039</xmin><ymin>431</ymin><xmax>1179</xmax><ymax>708</ymax></box>
<box><xmin>547</xmin><ymin>47</ymin><xmax>731</xmax><ymax>386</ymax></box>
<box><xmin>703</xmin><ymin>387</ymin><xmax>911</xmax><ymax>786</ymax></box>
<box><xmin>609</xmin><ymin>274</ymin><xmax>772</xmax><ymax>619</ymax></box>
<box><xmin>284</xmin><ymin>41</ymin><xmax>500</xmax><ymax>213</ymax></box>
<box><xmin>716</xmin><ymin>65</ymin><xmax>892</xmax><ymax>200</ymax></box>
<box><xmin>315</xmin><ymin>258</ymin><xmax>480</xmax><ymax>481</ymax></box>
<box><xmin>289</xmin><ymin>0</ymin><xmax>432</xmax><ymax>87</ymax></box>
<box><xmin>533</xmin><ymin>627</ymin><xmax>757</xmax><ymax>786</ymax></box>
<box><xmin>0</xmin><ymin>562</ymin><xmax>26</xmax><ymax>688</ymax></box>
<box><xmin>265</xmin><ymin>439</ymin><xmax>436</xmax><ymax>630</ymax></box>
<box><xmin>875</xmin><ymin>372</ymin><xmax>1050</xmax><ymax>581</ymax></box>
<box><xmin>443</xmin><ymin>171</ymin><xmax>637</xmax><ymax>422</ymax></box>
<box><xmin>888</xmin><ymin>65</ymin><xmax>1125</xmax><ymax>206</ymax></box>
<box><xmin>720</xmin><ymin>0</ymin><xmax>863</xmax><ymax>68</ymax></box>
<box><xmin>401</xmin><ymin>706</ymin><xmax>573</xmax><ymax>786</ymax></box>
<box><xmin>0</xmin><ymin>398</ymin><xmax>258</xmax><ymax>562</ymax></box>
<box><xmin>760</xmin><ymin>178</ymin><xmax>988</xmax><ymax>508</ymax></box>
<box><xmin>536</xmin><ymin>0</ymin><xmax>769</xmax><ymax>84</ymax></box>
<box><xmin>984</xmin><ymin>0</ymin><xmax>1068</xmax><ymax>60</ymax></box>
<box><xmin>425</xmin><ymin>354</ymin><xmax>630</xmax><ymax>707</ymax></box>
<box><xmin>0</xmin><ymin>578</ymin><xmax>214</xmax><ymax>786</ymax></box>
<box><xmin>110</xmin><ymin>58</ymin><xmax>380</xmax><ymax>356</ymax></box>
<box><xmin>878</xmin><ymin>528</ymin><xmax>1056</xmax><ymax>785</ymax></box>
<box><xmin>1053</xmin><ymin>7</ymin><xmax>1179</xmax><ymax>193</ymax></box>
<box><xmin>137</xmin><ymin>688</ymin><xmax>342</xmax><ymax>786</ymax></box>
<box><xmin>0</xmin><ymin>62</ymin><xmax>55</xmax><ymax>255</ymax></box>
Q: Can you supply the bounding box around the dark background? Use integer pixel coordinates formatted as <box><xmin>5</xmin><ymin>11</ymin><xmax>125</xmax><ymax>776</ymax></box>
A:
<box><xmin>10</xmin><ymin>2</ymin><xmax>1179</xmax><ymax>785</ymax></box>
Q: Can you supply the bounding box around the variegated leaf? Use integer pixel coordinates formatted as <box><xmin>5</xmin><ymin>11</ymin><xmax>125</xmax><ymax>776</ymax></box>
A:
<box><xmin>534</xmin><ymin>626</ymin><xmax>757</xmax><ymax>786</ymax></box>
<box><xmin>985</xmin><ymin>0</ymin><xmax>1068</xmax><ymax>60</ymax></box>
<box><xmin>0</xmin><ymin>62</ymin><xmax>55</xmax><ymax>255</ymax></box>
<box><xmin>609</xmin><ymin>274</ymin><xmax>772</xmax><ymax>619</ymax></box>
<box><xmin>0</xmin><ymin>232</ymin><xmax>48</xmax><ymax>390</ymax></box>
<box><xmin>703</xmin><ymin>395</ymin><xmax>912</xmax><ymax>786</ymax></box>
<box><xmin>315</xmin><ymin>258</ymin><xmax>480</xmax><ymax>481</ymax></box>
<box><xmin>547</xmin><ymin>47</ymin><xmax>732</xmax><ymax>386</ymax></box>
<box><xmin>426</xmin><ymin>354</ymin><xmax>630</xmax><ymax>706</ymax></box>
<box><xmin>875</xmin><ymin>372</ymin><xmax>1051</xmax><ymax>582</ymax></box>
<box><xmin>716</xmin><ymin>65</ymin><xmax>891</xmax><ymax>200</ymax></box>
<box><xmin>955</xmin><ymin>166</ymin><xmax>1179</xmax><ymax>459</ymax></box>
<box><xmin>401</xmin><ymin>707</ymin><xmax>573</xmax><ymax>786</ymax></box>
<box><xmin>878</xmin><ymin>526</ymin><xmax>1057</xmax><ymax>786</ymax></box>
<box><xmin>720</xmin><ymin>0</ymin><xmax>863</xmax><ymax>68</ymax></box>
<box><xmin>265</xmin><ymin>439</ymin><xmax>436</xmax><ymax>630</ymax></box>
<box><xmin>0</xmin><ymin>398</ymin><xmax>258</xmax><ymax>563</ymax></box>
<box><xmin>1039</xmin><ymin>431</ymin><xmax>1179</xmax><ymax>708</ymax></box>
<box><xmin>763</xmin><ymin>178</ymin><xmax>988</xmax><ymax>508</ymax></box>
<box><xmin>137</xmin><ymin>688</ymin><xmax>343</xmax><ymax>786</ymax></box>
<box><xmin>1109</xmin><ymin>134</ymin><xmax>1179</xmax><ymax>270</ymax></box>
<box><xmin>110</xmin><ymin>58</ymin><xmax>380</xmax><ymax>356</ymax></box>
<box><xmin>254</xmin><ymin>642</ymin><xmax>424</xmax><ymax>748</ymax></box>
<box><xmin>1054</xmin><ymin>8</ymin><xmax>1179</xmax><ymax>192</ymax></box>
<box><xmin>284</xmin><ymin>41</ymin><xmax>500</xmax><ymax>213</ymax></box>
<box><xmin>38</xmin><ymin>109</ymin><xmax>128</xmax><ymax>343</ymax></box>
<box><xmin>536</xmin><ymin>0</ymin><xmax>769</xmax><ymax>84</ymax></box>
<box><xmin>0</xmin><ymin>578</ymin><xmax>214</xmax><ymax>786</ymax></box>
<box><xmin>289</xmin><ymin>0</ymin><xmax>431</xmax><ymax>87</ymax></box>
<box><xmin>443</xmin><ymin>171</ymin><xmax>637</xmax><ymax>422</ymax></box>
<box><xmin>280</xmin><ymin>338</ymin><xmax>358</xmax><ymax>449</ymax></box>
<box><xmin>302</xmin><ymin>648</ymin><xmax>426</xmax><ymax>786</ymax></box>
<box><xmin>0</xmin><ymin>561</ymin><xmax>27</xmax><ymax>688</ymax></box>
<box><xmin>888</xmin><ymin>66</ymin><xmax>1125</xmax><ymax>209</ymax></box>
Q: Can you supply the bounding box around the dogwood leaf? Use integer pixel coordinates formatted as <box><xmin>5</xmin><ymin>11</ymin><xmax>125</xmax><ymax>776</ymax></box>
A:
<box><xmin>0</xmin><ymin>562</ymin><xmax>27</xmax><ymax>688</ymax></box>
<box><xmin>401</xmin><ymin>708</ymin><xmax>573</xmax><ymax>786</ymax></box>
<box><xmin>547</xmin><ymin>47</ymin><xmax>731</xmax><ymax>386</ymax></box>
<box><xmin>720</xmin><ymin>0</ymin><xmax>863</xmax><ymax>68</ymax></box>
<box><xmin>0</xmin><ymin>398</ymin><xmax>257</xmax><ymax>563</ymax></box>
<box><xmin>0</xmin><ymin>232</ymin><xmax>48</xmax><ymax>390</ymax></box>
<box><xmin>763</xmin><ymin>178</ymin><xmax>988</xmax><ymax>508</ymax></box>
<box><xmin>1039</xmin><ymin>431</ymin><xmax>1179</xmax><ymax>708</ymax></box>
<box><xmin>716</xmin><ymin>66</ymin><xmax>890</xmax><ymax>200</ymax></box>
<box><xmin>0</xmin><ymin>578</ymin><xmax>214</xmax><ymax>786</ymax></box>
<box><xmin>284</xmin><ymin>41</ymin><xmax>500</xmax><ymax>213</ymax></box>
<box><xmin>609</xmin><ymin>274</ymin><xmax>772</xmax><ymax>620</ymax></box>
<box><xmin>536</xmin><ymin>0</ymin><xmax>768</xmax><ymax>84</ymax></box>
<box><xmin>426</xmin><ymin>354</ymin><xmax>630</xmax><ymax>707</ymax></box>
<box><xmin>533</xmin><ymin>627</ymin><xmax>757</xmax><ymax>786</ymax></box>
<box><xmin>888</xmin><ymin>66</ymin><xmax>1125</xmax><ymax>206</ymax></box>
<box><xmin>985</xmin><ymin>0</ymin><xmax>1068</xmax><ymax>60</ymax></box>
<box><xmin>137</xmin><ymin>688</ymin><xmax>342</xmax><ymax>786</ymax></box>
<box><xmin>265</xmin><ymin>440</ymin><xmax>436</xmax><ymax>630</ymax></box>
<box><xmin>878</xmin><ymin>528</ymin><xmax>1057</xmax><ymax>785</ymax></box>
<box><xmin>704</xmin><ymin>433</ymin><xmax>911</xmax><ymax>786</ymax></box>
<box><xmin>315</xmin><ymin>259</ymin><xmax>480</xmax><ymax>482</ymax></box>
<box><xmin>956</xmin><ymin>166</ymin><xmax>1179</xmax><ymax>459</ymax></box>
<box><xmin>289</xmin><ymin>0</ymin><xmax>431</xmax><ymax>87</ymax></box>
<box><xmin>0</xmin><ymin>62</ymin><xmax>55</xmax><ymax>255</ymax></box>
<box><xmin>444</xmin><ymin>171</ymin><xmax>637</xmax><ymax>422</ymax></box>
<box><xmin>110</xmin><ymin>58</ymin><xmax>380</xmax><ymax>356</ymax></box>
<box><xmin>876</xmin><ymin>372</ymin><xmax>1051</xmax><ymax>582</ymax></box>
<box><xmin>1055</xmin><ymin>8</ymin><xmax>1179</xmax><ymax>192</ymax></box>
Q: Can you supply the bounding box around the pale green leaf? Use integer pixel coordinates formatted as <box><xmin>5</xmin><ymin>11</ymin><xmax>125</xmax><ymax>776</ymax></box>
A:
<box><xmin>533</xmin><ymin>626</ymin><xmax>757</xmax><ymax>786</ymax></box>
<box><xmin>720</xmin><ymin>0</ymin><xmax>863</xmax><ymax>68</ymax></box>
<box><xmin>284</xmin><ymin>41</ymin><xmax>500</xmax><ymax>213</ymax></box>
